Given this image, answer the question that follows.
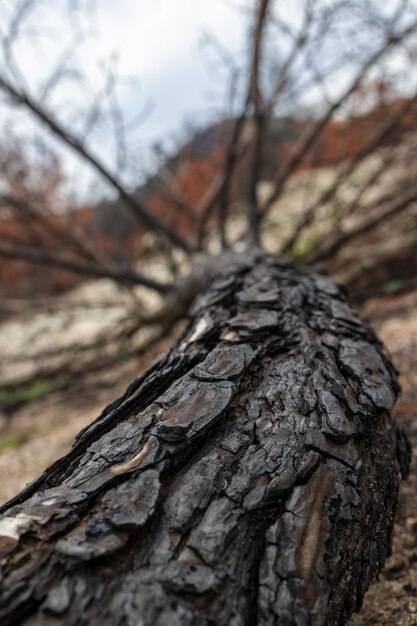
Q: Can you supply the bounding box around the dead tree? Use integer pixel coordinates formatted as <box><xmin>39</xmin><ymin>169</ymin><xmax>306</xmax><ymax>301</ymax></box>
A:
<box><xmin>2</xmin><ymin>0</ymin><xmax>417</xmax><ymax>287</ymax></box>
<box><xmin>0</xmin><ymin>249</ymin><xmax>410</xmax><ymax>626</ymax></box>
<box><xmin>0</xmin><ymin>2</ymin><xmax>416</xmax><ymax>624</ymax></box>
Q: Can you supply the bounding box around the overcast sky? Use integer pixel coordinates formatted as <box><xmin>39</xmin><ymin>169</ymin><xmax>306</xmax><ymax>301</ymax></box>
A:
<box><xmin>0</xmin><ymin>0</ymin><xmax>253</xmax><ymax>199</ymax></box>
<box><xmin>82</xmin><ymin>0</ymin><xmax>248</xmax><ymax>141</ymax></box>
<box><xmin>1</xmin><ymin>0</ymin><xmax>416</xmax><ymax>202</ymax></box>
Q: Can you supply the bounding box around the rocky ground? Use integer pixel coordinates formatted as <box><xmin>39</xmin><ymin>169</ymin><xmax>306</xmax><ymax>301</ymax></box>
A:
<box><xmin>0</xmin><ymin>285</ymin><xmax>416</xmax><ymax>624</ymax></box>
<box><xmin>349</xmin><ymin>289</ymin><xmax>417</xmax><ymax>626</ymax></box>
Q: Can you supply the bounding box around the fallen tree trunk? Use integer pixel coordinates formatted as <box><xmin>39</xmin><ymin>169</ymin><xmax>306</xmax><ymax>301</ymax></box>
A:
<box><xmin>0</xmin><ymin>249</ymin><xmax>410</xmax><ymax>626</ymax></box>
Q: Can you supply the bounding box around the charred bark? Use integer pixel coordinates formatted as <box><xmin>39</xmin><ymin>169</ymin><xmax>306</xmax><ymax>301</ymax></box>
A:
<box><xmin>0</xmin><ymin>249</ymin><xmax>410</xmax><ymax>626</ymax></box>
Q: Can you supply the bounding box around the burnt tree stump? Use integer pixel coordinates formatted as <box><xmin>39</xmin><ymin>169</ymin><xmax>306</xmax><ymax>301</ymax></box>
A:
<box><xmin>0</xmin><ymin>250</ymin><xmax>410</xmax><ymax>626</ymax></box>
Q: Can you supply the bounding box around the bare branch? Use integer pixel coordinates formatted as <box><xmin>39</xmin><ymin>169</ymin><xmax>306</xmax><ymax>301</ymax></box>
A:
<box><xmin>195</xmin><ymin>112</ymin><xmax>248</xmax><ymax>249</ymax></box>
<box><xmin>263</xmin><ymin>0</ymin><xmax>314</xmax><ymax>117</ymax></box>
<box><xmin>243</xmin><ymin>0</ymin><xmax>271</xmax><ymax>246</ymax></box>
<box><xmin>260</xmin><ymin>16</ymin><xmax>417</xmax><ymax>219</ymax></box>
<box><xmin>0</xmin><ymin>193</ymin><xmax>152</xmax><ymax>296</ymax></box>
<box><xmin>0</xmin><ymin>241</ymin><xmax>171</xmax><ymax>293</ymax></box>
<box><xmin>281</xmin><ymin>90</ymin><xmax>417</xmax><ymax>253</ymax></box>
<box><xmin>40</xmin><ymin>29</ymin><xmax>90</xmax><ymax>100</ymax></box>
<box><xmin>154</xmin><ymin>165</ymin><xmax>197</xmax><ymax>225</ymax></box>
<box><xmin>310</xmin><ymin>182</ymin><xmax>417</xmax><ymax>263</ymax></box>
<box><xmin>0</xmin><ymin>74</ymin><xmax>192</xmax><ymax>253</ymax></box>
<box><xmin>2</xmin><ymin>0</ymin><xmax>36</xmax><ymax>89</ymax></box>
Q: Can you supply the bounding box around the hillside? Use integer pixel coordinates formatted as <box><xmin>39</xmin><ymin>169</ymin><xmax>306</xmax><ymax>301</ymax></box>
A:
<box><xmin>2</xmin><ymin>93</ymin><xmax>417</xmax><ymax>301</ymax></box>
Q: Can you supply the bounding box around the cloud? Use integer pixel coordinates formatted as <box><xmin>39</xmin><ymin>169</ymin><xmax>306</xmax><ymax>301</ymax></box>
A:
<box><xmin>0</xmin><ymin>0</ymin><xmax>247</xmax><ymax>200</ymax></box>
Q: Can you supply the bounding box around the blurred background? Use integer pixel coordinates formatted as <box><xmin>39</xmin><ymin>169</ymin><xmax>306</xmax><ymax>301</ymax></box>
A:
<box><xmin>2</xmin><ymin>3</ymin><xmax>417</xmax><ymax>619</ymax></box>
<box><xmin>1</xmin><ymin>6</ymin><xmax>417</xmax><ymax>598</ymax></box>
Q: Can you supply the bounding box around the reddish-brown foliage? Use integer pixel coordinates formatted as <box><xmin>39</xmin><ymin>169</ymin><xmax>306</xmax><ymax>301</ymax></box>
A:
<box><xmin>2</xmin><ymin>92</ymin><xmax>417</xmax><ymax>300</ymax></box>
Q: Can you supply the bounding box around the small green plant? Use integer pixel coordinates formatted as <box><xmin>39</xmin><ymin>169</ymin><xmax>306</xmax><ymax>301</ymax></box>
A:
<box><xmin>0</xmin><ymin>431</ymin><xmax>34</xmax><ymax>451</ymax></box>
<box><xmin>286</xmin><ymin>232</ymin><xmax>321</xmax><ymax>266</ymax></box>
<box><xmin>0</xmin><ymin>378</ymin><xmax>56</xmax><ymax>408</ymax></box>
<box><xmin>382</xmin><ymin>279</ymin><xmax>403</xmax><ymax>294</ymax></box>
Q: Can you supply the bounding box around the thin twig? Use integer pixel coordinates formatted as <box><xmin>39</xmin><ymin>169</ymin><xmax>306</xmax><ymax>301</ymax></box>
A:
<box><xmin>0</xmin><ymin>241</ymin><xmax>171</xmax><ymax>293</ymax></box>
<box><xmin>0</xmin><ymin>74</ymin><xmax>192</xmax><ymax>253</ymax></box>
<box><xmin>281</xmin><ymin>91</ymin><xmax>417</xmax><ymax>253</ymax></box>
<box><xmin>311</xmin><ymin>182</ymin><xmax>417</xmax><ymax>262</ymax></box>
<box><xmin>260</xmin><ymin>18</ymin><xmax>417</xmax><ymax>219</ymax></box>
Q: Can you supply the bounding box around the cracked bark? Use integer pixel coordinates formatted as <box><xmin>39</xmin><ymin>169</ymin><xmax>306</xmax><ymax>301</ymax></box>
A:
<box><xmin>0</xmin><ymin>249</ymin><xmax>410</xmax><ymax>626</ymax></box>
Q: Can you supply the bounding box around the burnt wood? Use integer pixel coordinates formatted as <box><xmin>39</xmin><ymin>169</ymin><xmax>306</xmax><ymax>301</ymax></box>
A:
<box><xmin>0</xmin><ymin>249</ymin><xmax>410</xmax><ymax>626</ymax></box>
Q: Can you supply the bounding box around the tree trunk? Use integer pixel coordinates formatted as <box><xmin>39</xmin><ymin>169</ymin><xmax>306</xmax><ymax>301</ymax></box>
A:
<box><xmin>0</xmin><ymin>249</ymin><xmax>410</xmax><ymax>626</ymax></box>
